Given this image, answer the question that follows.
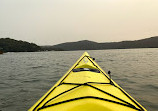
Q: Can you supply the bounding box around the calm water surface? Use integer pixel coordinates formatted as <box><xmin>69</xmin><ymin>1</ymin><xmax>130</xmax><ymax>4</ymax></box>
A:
<box><xmin>0</xmin><ymin>49</ymin><xmax>158</xmax><ymax>111</ymax></box>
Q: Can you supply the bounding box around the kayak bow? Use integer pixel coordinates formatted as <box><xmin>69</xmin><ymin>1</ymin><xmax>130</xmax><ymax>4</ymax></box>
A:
<box><xmin>29</xmin><ymin>52</ymin><xmax>146</xmax><ymax>111</ymax></box>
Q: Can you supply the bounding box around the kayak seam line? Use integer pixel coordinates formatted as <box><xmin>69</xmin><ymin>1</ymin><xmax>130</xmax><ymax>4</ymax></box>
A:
<box><xmin>87</xmin><ymin>84</ymin><xmax>138</xmax><ymax>110</ymax></box>
<box><xmin>116</xmin><ymin>86</ymin><xmax>145</xmax><ymax>111</ymax></box>
<box><xmin>37</xmin><ymin>96</ymin><xmax>141</xmax><ymax>111</ymax></box>
<box><xmin>32</xmin><ymin>85</ymin><xmax>58</xmax><ymax>111</ymax></box>
<box><xmin>41</xmin><ymin>85</ymin><xmax>82</xmax><ymax>108</ymax></box>
<box><xmin>62</xmin><ymin>82</ymin><xmax>111</xmax><ymax>85</ymax></box>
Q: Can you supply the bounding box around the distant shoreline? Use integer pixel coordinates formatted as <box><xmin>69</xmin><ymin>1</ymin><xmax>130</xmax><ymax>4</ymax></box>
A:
<box><xmin>0</xmin><ymin>36</ymin><xmax>158</xmax><ymax>52</ymax></box>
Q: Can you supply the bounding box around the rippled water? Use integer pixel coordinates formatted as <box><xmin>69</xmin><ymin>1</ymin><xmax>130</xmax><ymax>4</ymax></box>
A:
<box><xmin>0</xmin><ymin>49</ymin><xmax>158</xmax><ymax>111</ymax></box>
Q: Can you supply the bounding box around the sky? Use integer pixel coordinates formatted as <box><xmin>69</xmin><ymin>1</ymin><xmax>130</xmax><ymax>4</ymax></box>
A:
<box><xmin>0</xmin><ymin>0</ymin><xmax>158</xmax><ymax>45</ymax></box>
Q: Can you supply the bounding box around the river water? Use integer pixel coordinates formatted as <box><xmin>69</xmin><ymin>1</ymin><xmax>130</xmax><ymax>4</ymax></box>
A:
<box><xmin>0</xmin><ymin>49</ymin><xmax>158</xmax><ymax>111</ymax></box>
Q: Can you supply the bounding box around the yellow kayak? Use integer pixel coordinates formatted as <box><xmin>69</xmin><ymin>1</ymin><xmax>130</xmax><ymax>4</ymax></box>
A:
<box><xmin>29</xmin><ymin>52</ymin><xmax>146</xmax><ymax>111</ymax></box>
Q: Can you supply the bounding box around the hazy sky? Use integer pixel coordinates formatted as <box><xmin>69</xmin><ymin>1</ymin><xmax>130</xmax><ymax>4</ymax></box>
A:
<box><xmin>0</xmin><ymin>0</ymin><xmax>158</xmax><ymax>45</ymax></box>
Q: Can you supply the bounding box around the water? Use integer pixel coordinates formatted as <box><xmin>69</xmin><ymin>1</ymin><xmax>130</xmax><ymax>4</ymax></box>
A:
<box><xmin>0</xmin><ymin>49</ymin><xmax>158</xmax><ymax>111</ymax></box>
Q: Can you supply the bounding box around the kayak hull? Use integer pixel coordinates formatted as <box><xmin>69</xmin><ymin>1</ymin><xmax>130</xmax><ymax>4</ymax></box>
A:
<box><xmin>29</xmin><ymin>52</ymin><xmax>146</xmax><ymax>111</ymax></box>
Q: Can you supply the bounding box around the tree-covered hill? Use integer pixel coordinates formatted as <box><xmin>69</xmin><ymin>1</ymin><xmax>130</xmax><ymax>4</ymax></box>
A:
<box><xmin>42</xmin><ymin>36</ymin><xmax>158</xmax><ymax>51</ymax></box>
<box><xmin>0</xmin><ymin>38</ymin><xmax>41</xmax><ymax>52</ymax></box>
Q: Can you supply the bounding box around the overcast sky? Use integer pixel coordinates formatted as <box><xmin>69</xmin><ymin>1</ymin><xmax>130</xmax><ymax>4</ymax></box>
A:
<box><xmin>0</xmin><ymin>0</ymin><xmax>158</xmax><ymax>45</ymax></box>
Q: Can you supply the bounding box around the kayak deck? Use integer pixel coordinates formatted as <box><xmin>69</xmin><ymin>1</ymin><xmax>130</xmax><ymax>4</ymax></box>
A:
<box><xmin>29</xmin><ymin>52</ymin><xmax>146</xmax><ymax>111</ymax></box>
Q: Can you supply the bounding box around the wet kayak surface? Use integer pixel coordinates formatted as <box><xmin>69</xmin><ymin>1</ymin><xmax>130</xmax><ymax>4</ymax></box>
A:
<box><xmin>0</xmin><ymin>48</ymin><xmax>158</xmax><ymax>111</ymax></box>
